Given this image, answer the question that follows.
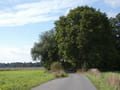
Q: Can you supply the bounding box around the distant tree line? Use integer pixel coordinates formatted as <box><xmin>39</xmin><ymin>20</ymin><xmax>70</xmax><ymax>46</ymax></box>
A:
<box><xmin>31</xmin><ymin>6</ymin><xmax>120</xmax><ymax>71</ymax></box>
<box><xmin>0</xmin><ymin>62</ymin><xmax>41</xmax><ymax>68</ymax></box>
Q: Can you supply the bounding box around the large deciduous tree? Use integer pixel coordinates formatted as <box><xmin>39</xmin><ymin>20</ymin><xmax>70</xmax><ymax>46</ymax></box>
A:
<box><xmin>55</xmin><ymin>6</ymin><xmax>117</xmax><ymax>70</ymax></box>
<box><xmin>31</xmin><ymin>29</ymin><xmax>59</xmax><ymax>69</ymax></box>
<box><xmin>31</xmin><ymin>6</ymin><xmax>119</xmax><ymax>71</ymax></box>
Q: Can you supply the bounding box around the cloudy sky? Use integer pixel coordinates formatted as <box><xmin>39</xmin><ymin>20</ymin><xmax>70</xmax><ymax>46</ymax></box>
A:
<box><xmin>0</xmin><ymin>0</ymin><xmax>120</xmax><ymax>63</ymax></box>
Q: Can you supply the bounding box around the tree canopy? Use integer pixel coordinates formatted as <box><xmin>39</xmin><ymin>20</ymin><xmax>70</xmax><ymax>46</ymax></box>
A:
<box><xmin>109</xmin><ymin>13</ymin><xmax>120</xmax><ymax>70</ymax></box>
<box><xmin>31</xmin><ymin>29</ymin><xmax>59</xmax><ymax>69</ymax></box>
<box><xmin>31</xmin><ymin>6</ymin><xmax>120</xmax><ymax>71</ymax></box>
<box><xmin>109</xmin><ymin>13</ymin><xmax>120</xmax><ymax>51</ymax></box>
<box><xmin>55</xmin><ymin>6</ymin><xmax>117</xmax><ymax>70</ymax></box>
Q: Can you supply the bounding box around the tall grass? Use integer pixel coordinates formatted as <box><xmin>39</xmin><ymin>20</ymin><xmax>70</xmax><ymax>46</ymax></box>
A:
<box><xmin>103</xmin><ymin>72</ymin><xmax>120</xmax><ymax>90</ymax></box>
<box><xmin>0</xmin><ymin>70</ymin><xmax>55</xmax><ymax>90</ymax></box>
<box><xmin>85</xmin><ymin>73</ymin><xmax>115</xmax><ymax>90</ymax></box>
<box><xmin>85</xmin><ymin>72</ymin><xmax>120</xmax><ymax>90</ymax></box>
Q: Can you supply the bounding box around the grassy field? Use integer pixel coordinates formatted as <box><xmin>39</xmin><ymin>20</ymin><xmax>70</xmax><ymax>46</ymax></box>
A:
<box><xmin>85</xmin><ymin>72</ymin><xmax>120</xmax><ymax>90</ymax></box>
<box><xmin>0</xmin><ymin>67</ymin><xmax>43</xmax><ymax>71</ymax></box>
<box><xmin>0</xmin><ymin>69</ymin><xmax>55</xmax><ymax>90</ymax></box>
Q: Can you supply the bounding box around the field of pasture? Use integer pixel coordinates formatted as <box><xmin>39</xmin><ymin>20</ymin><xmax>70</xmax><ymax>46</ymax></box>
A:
<box><xmin>0</xmin><ymin>67</ymin><xmax>43</xmax><ymax>71</ymax></box>
<box><xmin>0</xmin><ymin>69</ymin><xmax>55</xmax><ymax>90</ymax></box>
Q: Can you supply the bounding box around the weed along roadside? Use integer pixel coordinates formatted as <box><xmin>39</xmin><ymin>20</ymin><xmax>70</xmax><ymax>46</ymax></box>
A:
<box><xmin>47</xmin><ymin>62</ymin><xmax>68</xmax><ymax>78</ymax></box>
<box><xmin>84</xmin><ymin>69</ymin><xmax>120</xmax><ymax>90</ymax></box>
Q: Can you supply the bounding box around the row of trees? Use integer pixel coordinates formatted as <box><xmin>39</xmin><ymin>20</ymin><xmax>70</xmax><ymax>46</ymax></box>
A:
<box><xmin>31</xmin><ymin>6</ymin><xmax>120</xmax><ymax>71</ymax></box>
<box><xmin>0</xmin><ymin>62</ymin><xmax>41</xmax><ymax>68</ymax></box>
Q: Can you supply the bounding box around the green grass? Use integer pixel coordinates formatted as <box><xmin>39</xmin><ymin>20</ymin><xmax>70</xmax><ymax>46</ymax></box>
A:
<box><xmin>85</xmin><ymin>72</ymin><xmax>120</xmax><ymax>90</ymax></box>
<box><xmin>85</xmin><ymin>73</ymin><xmax>115</xmax><ymax>90</ymax></box>
<box><xmin>0</xmin><ymin>69</ymin><xmax>55</xmax><ymax>90</ymax></box>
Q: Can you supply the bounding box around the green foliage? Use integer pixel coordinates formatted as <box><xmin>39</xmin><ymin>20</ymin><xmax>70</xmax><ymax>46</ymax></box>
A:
<box><xmin>31</xmin><ymin>6</ymin><xmax>119</xmax><ymax>71</ymax></box>
<box><xmin>31</xmin><ymin>29</ymin><xmax>59</xmax><ymax>69</ymax></box>
<box><xmin>55</xmin><ymin>6</ymin><xmax>116</xmax><ymax>70</ymax></box>
<box><xmin>109</xmin><ymin>13</ymin><xmax>120</xmax><ymax>70</ymax></box>
<box><xmin>50</xmin><ymin>62</ymin><xmax>63</xmax><ymax>72</ymax></box>
<box><xmin>0</xmin><ymin>70</ymin><xmax>55</xmax><ymax>90</ymax></box>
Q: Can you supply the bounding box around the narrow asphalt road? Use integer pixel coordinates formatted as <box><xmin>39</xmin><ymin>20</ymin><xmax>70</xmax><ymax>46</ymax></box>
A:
<box><xmin>31</xmin><ymin>74</ymin><xmax>97</xmax><ymax>90</ymax></box>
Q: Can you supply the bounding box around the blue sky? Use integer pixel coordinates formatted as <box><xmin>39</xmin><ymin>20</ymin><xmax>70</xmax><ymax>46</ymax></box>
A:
<box><xmin>0</xmin><ymin>0</ymin><xmax>120</xmax><ymax>63</ymax></box>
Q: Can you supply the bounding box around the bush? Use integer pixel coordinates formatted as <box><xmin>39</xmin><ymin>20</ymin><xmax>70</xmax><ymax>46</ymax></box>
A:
<box><xmin>50</xmin><ymin>62</ymin><xmax>68</xmax><ymax>78</ymax></box>
<box><xmin>88</xmin><ymin>68</ymin><xmax>101</xmax><ymax>77</ymax></box>
<box><xmin>50</xmin><ymin>62</ymin><xmax>63</xmax><ymax>72</ymax></box>
<box><xmin>55</xmin><ymin>70</ymin><xmax>68</xmax><ymax>78</ymax></box>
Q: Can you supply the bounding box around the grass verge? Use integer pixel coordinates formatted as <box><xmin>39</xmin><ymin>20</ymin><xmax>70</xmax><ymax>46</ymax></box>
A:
<box><xmin>0</xmin><ymin>69</ymin><xmax>55</xmax><ymax>90</ymax></box>
<box><xmin>102</xmin><ymin>72</ymin><xmax>120</xmax><ymax>89</ymax></box>
<box><xmin>85</xmin><ymin>73</ymin><xmax>115</xmax><ymax>90</ymax></box>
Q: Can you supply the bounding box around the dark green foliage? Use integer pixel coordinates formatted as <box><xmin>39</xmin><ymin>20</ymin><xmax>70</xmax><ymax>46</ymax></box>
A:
<box><xmin>55</xmin><ymin>6</ymin><xmax>117</xmax><ymax>70</ymax></box>
<box><xmin>109</xmin><ymin>13</ymin><xmax>120</xmax><ymax>50</ymax></box>
<box><xmin>31</xmin><ymin>6</ymin><xmax>119</xmax><ymax>71</ymax></box>
<box><xmin>31</xmin><ymin>29</ymin><xmax>59</xmax><ymax>69</ymax></box>
<box><xmin>109</xmin><ymin>13</ymin><xmax>120</xmax><ymax>70</ymax></box>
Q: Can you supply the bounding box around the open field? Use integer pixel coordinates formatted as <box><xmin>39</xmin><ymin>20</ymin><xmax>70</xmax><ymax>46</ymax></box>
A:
<box><xmin>0</xmin><ymin>69</ymin><xmax>55</xmax><ymax>90</ymax></box>
<box><xmin>85</xmin><ymin>72</ymin><xmax>120</xmax><ymax>90</ymax></box>
<box><xmin>0</xmin><ymin>67</ymin><xmax>43</xmax><ymax>71</ymax></box>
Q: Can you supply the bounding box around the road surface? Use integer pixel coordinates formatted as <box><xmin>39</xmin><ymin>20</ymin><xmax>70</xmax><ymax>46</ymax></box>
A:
<box><xmin>31</xmin><ymin>74</ymin><xmax>97</xmax><ymax>90</ymax></box>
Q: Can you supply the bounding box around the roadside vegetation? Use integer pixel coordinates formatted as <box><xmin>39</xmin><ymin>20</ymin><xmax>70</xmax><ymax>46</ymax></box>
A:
<box><xmin>50</xmin><ymin>62</ymin><xmax>68</xmax><ymax>78</ymax></box>
<box><xmin>0</xmin><ymin>70</ymin><xmax>55</xmax><ymax>90</ymax></box>
<box><xmin>85</xmin><ymin>69</ymin><xmax>120</xmax><ymax>90</ymax></box>
<box><xmin>103</xmin><ymin>72</ymin><xmax>120</xmax><ymax>89</ymax></box>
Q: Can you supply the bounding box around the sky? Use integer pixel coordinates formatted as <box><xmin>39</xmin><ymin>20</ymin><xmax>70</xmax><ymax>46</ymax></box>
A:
<box><xmin>0</xmin><ymin>0</ymin><xmax>120</xmax><ymax>63</ymax></box>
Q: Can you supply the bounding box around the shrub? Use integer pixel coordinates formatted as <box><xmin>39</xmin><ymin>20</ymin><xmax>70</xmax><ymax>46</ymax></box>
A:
<box><xmin>55</xmin><ymin>70</ymin><xmax>68</xmax><ymax>78</ymax></box>
<box><xmin>50</xmin><ymin>62</ymin><xmax>63</xmax><ymax>72</ymax></box>
<box><xmin>88</xmin><ymin>68</ymin><xmax>101</xmax><ymax>77</ymax></box>
<box><xmin>76</xmin><ymin>69</ymin><xmax>86</xmax><ymax>73</ymax></box>
<box><xmin>50</xmin><ymin>62</ymin><xmax>68</xmax><ymax>78</ymax></box>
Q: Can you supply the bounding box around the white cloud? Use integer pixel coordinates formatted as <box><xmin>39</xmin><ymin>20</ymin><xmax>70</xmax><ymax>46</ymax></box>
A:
<box><xmin>107</xmin><ymin>12</ymin><xmax>117</xmax><ymax>17</ymax></box>
<box><xmin>0</xmin><ymin>0</ymin><xmax>98</xmax><ymax>27</ymax></box>
<box><xmin>104</xmin><ymin>0</ymin><xmax>120</xmax><ymax>8</ymax></box>
<box><xmin>0</xmin><ymin>0</ymin><xmax>32</xmax><ymax>3</ymax></box>
<box><xmin>0</xmin><ymin>46</ymin><xmax>33</xmax><ymax>63</ymax></box>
